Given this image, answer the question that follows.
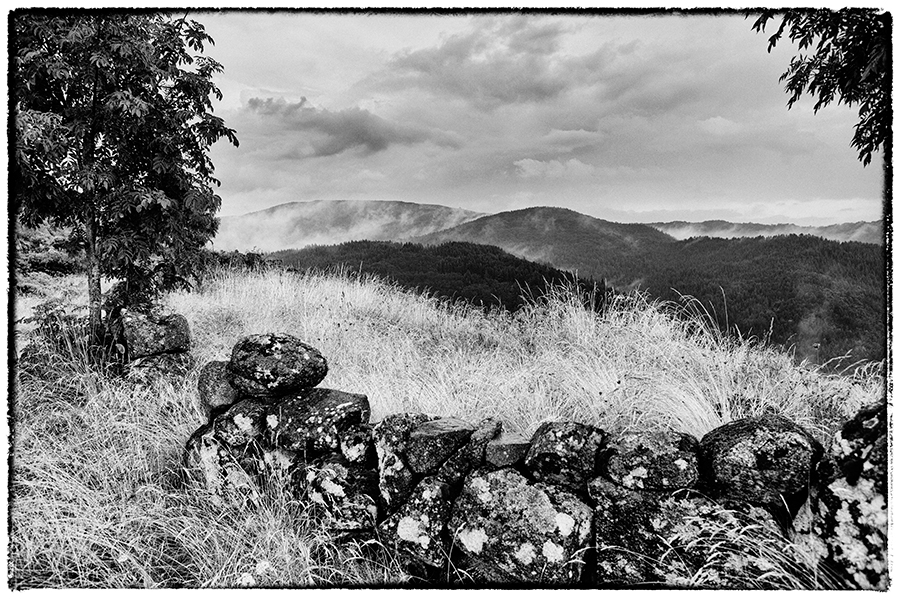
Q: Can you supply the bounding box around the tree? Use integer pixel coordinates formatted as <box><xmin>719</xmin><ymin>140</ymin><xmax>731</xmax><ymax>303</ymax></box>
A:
<box><xmin>751</xmin><ymin>9</ymin><xmax>890</xmax><ymax>166</ymax></box>
<box><xmin>12</xmin><ymin>11</ymin><xmax>239</xmax><ymax>341</ymax></box>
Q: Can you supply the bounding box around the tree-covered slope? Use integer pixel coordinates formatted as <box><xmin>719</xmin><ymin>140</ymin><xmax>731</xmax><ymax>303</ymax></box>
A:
<box><xmin>269</xmin><ymin>240</ymin><xmax>605</xmax><ymax>312</ymax></box>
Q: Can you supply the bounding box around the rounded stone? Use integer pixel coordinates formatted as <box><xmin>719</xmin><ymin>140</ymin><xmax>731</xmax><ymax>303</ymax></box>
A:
<box><xmin>699</xmin><ymin>414</ymin><xmax>823</xmax><ymax>518</ymax></box>
<box><xmin>198</xmin><ymin>360</ymin><xmax>240</xmax><ymax>416</ymax></box>
<box><xmin>228</xmin><ymin>333</ymin><xmax>327</xmax><ymax>397</ymax></box>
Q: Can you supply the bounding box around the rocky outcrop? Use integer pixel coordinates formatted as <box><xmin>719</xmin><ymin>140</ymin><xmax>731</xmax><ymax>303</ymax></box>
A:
<box><xmin>181</xmin><ymin>333</ymin><xmax>886</xmax><ymax>589</ymax></box>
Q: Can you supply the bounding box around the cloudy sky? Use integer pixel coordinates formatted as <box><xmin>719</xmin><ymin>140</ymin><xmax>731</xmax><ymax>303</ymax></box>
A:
<box><xmin>196</xmin><ymin>9</ymin><xmax>884</xmax><ymax>226</ymax></box>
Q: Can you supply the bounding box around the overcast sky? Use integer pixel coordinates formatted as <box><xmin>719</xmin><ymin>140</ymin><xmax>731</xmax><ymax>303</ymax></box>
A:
<box><xmin>196</xmin><ymin>9</ymin><xmax>884</xmax><ymax>226</ymax></box>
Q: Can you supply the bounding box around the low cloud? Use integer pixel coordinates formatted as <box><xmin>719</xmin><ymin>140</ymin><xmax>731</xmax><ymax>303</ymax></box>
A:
<box><xmin>246</xmin><ymin>97</ymin><xmax>459</xmax><ymax>157</ymax></box>
<box><xmin>515</xmin><ymin>157</ymin><xmax>596</xmax><ymax>179</ymax></box>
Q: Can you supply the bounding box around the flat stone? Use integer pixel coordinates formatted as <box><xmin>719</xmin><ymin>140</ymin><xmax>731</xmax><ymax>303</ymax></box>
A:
<box><xmin>228</xmin><ymin>333</ymin><xmax>327</xmax><ymax>397</ymax></box>
<box><xmin>485</xmin><ymin>430</ymin><xmax>531</xmax><ymax>467</ymax></box>
<box><xmin>406</xmin><ymin>418</ymin><xmax>474</xmax><ymax>475</ymax></box>
<box><xmin>198</xmin><ymin>360</ymin><xmax>240</xmax><ymax>416</ymax></box>
<box><xmin>603</xmin><ymin>430</ymin><xmax>700</xmax><ymax>490</ymax></box>
<box><xmin>373</xmin><ymin>413</ymin><xmax>432</xmax><ymax>511</ymax></box>
<box><xmin>436</xmin><ymin>417</ymin><xmax>502</xmax><ymax>487</ymax></box>
<box><xmin>268</xmin><ymin>388</ymin><xmax>370</xmax><ymax>456</ymax></box>
<box><xmin>449</xmin><ymin>467</ymin><xmax>592</xmax><ymax>584</ymax></box>
<box><xmin>524</xmin><ymin>421</ymin><xmax>605</xmax><ymax>491</ymax></box>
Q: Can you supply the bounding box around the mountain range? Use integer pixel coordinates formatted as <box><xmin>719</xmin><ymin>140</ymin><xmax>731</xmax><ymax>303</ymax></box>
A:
<box><xmin>213</xmin><ymin>199</ymin><xmax>884</xmax><ymax>251</ymax></box>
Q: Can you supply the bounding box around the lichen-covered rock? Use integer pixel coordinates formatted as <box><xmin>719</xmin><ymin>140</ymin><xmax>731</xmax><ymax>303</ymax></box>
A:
<box><xmin>268</xmin><ymin>388</ymin><xmax>370</xmax><ymax>456</ymax></box>
<box><xmin>124</xmin><ymin>351</ymin><xmax>194</xmax><ymax>383</ymax></box>
<box><xmin>340</xmin><ymin>423</ymin><xmax>376</xmax><ymax>466</ymax></box>
<box><xmin>213</xmin><ymin>398</ymin><xmax>269</xmax><ymax>448</ymax></box>
<box><xmin>120</xmin><ymin>310</ymin><xmax>191</xmax><ymax>359</ymax></box>
<box><xmin>406</xmin><ymin>418</ymin><xmax>475</xmax><ymax>475</ymax></box>
<box><xmin>436</xmin><ymin>417</ymin><xmax>501</xmax><ymax>486</ymax></box>
<box><xmin>449</xmin><ymin>467</ymin><xmax>592</xmax><ymax>584</ymax></box>
<box><xmin>485</xmin><ymin>430</ymin><xmax>531</xmax><ymax>468</ymax></box>
<box><xmin>589</xmin><ymin>476</ymin><xmax>792</xmax><ymax>588</ymax></box>
<box><xmin>379</xmin><ymin>476</ymin><xmax>452</xmax><ymax>568</ymax></box>
<box><xmin>699</xmin><ymin>415</ymin><xmax>823</xmax><ymax>520</ymax></box>
<box><xmin>373</xmin><ymin>413</ymin><xmax>432</xmax><ymax>511</ymax></box>
<box><xmin>229</xmin><ymin>333</ymin><xmax>327</xmax><ymax>397</ymax></box>
<box><xmin>603</xmin><ymin>430</ymin><xmax>700</xmax><ymax>491</ymax></box>
<box><xmin>524</xmin><ymin>421</ymin><xmax>605</xmax><ymax>491</ymax></box>
<box><xmin>302</xmin><ymin>454</ymin><xmax>379</xmax><ymax>532</ymax></box>
<box><xmin>811</xmin><ymin>400</ymin><xmax>888</xmax><ymax>590</ymax></box>
<box><xmin>183</xmin><ymin>423</ymin><xmax>259</xmax><ymax>507</ymax></box>
<box><xmin>198</xmin><ymin>360</ymin><xmax>240</xmax><ymax>416</ymax></box>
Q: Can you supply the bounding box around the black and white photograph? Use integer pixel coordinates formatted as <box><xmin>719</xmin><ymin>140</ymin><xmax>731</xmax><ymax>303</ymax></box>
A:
<box><xmin>7</xmin><ymin>4</ymin><xmax>890</xmax><ymax>590</ymax></box>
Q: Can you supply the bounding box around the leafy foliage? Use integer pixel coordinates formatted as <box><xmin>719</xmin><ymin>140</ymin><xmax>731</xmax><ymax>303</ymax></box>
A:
<box><xmin>751</xmin><ymin>8</ymin><xmax>891</xmax><ymax>165</ymax></box>
<box><xmin>12</xmin><ymin>11</ymin><xmax>238</xmax><ymax>324</ymax></box>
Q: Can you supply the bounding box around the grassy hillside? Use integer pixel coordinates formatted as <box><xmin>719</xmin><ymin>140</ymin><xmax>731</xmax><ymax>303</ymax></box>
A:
<box><xmin>10</xmin><ymin>268</ymin><xmax>883</xmax><ymax>588</ymax></box>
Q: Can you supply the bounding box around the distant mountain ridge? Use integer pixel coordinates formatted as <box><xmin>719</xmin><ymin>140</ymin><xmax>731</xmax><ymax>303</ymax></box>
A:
<box><xmin>649</xmin><ymin>219</ymin><xmax>883</xmax><ymax>245</ymax></box>
<box><xmin>213</xmin><ymin>200</ymin><xmax>484</xmax><ymax>252</ymax></box>
<box><xmin>410</xmin><ymin>206</ymin><xmax>675</xmax><ymax>287</ymax></box>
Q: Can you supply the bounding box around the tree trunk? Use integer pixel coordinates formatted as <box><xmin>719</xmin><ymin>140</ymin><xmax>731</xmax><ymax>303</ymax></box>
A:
<box><xmin>85</xmin><ymin>202</ymin><xmax>103</xmax><ymax>345</ymax></box>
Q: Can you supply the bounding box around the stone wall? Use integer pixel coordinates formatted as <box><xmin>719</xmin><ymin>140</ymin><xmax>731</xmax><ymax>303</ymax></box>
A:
<box><xmin>183</xmin><ymin>331</ymin><xmax>888</xmax><ymax>589</ymax></box>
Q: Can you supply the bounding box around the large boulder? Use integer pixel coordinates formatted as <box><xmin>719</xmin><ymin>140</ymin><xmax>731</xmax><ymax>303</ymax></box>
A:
<box><xmin>699</xmin><ymin>414</ymin><xmax>823</xmax><ymax>520</ymax></box>
<box><xmin>524</xmin><ymin>421</ymin><xmax>605</xmax><ymax>492</ymax></box>
<box><xmin>373</xmin><ymin>413</ymin><xmax>432</xmax><ymax>511</ymax></box>
<box><xmin>120</xmin><ymin>310</ymin><xmax>191</xmax><ymax>359</ymax></box>
<box><xmin>811</xmin><ymin>400</ymin><xmax>888</xmax><ymax>590</ymax></box>
<box><xmin>198</xmin><ymin>360</ymin><xmax>240</xmax><ymax>416</ymax></box>
<box><xmin>406</xmin><ymin>418</ymin><xmax>474</xmax><ymax>475</ymax></box>
<box><xmin>449</xmin><ymin>468</ymin><xmax>592</xmax><ymax>584</ymax></box>
<box><xmin>378</xmin><ymin>476</ymin><xmax>453</xmax><ymax>569</ymax></box>
<box><xmin>268</xmin><ymin>388</ymin><xmax>370</xmax><ymax>456</ymax></box>
<box><xmin>183</xmin><ymin>423</ymin><xmax>259</xmax><ymax>507</ymax></box>
<box><xmin>228</xmin><ymin>333</ymin><xmax>327</xmax><ymax>397</ymax></box>
<box><xmin>603</xmin><ymin>430</ymin><xmax>700</xmax><ymax>491</ymax></box>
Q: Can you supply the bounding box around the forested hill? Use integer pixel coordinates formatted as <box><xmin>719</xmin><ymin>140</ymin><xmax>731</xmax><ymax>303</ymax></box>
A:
<box><xmin>269</xmin><ymin>241</ymin><xmax>606</xmax><ymax>312</ymax></box>
<box><xmin>410</xmin><ymin>206</ymin><xmax>675</xmax><ymax>286</ymax></box>
<box><xmin>642</xmin><ymin>234</ymin><xmax>886</xmax><ymax>368</ymax></box>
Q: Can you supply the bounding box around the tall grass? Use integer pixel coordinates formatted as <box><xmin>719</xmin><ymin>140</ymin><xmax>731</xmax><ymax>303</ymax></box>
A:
<box><xmin>9</xmin><ymin>268</ymin><xmax>883</xmax><ymax>588</ymax></box>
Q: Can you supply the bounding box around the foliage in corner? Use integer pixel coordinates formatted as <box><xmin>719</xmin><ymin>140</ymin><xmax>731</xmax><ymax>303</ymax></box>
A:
<box><xmin>751</xmin><ymin>9</ymin><xmax>891</xmax><ymax>166</ymax></box>
<box><xmin>12</xmin><ymin>11</ymin><xmax>239</xmax><ymax>335</ymax></box>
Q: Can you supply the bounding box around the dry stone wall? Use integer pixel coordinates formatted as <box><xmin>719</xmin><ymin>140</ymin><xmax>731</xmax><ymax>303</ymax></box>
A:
<box><xmin>183</xmin><ymin>331</ymin><xmax>888</xmax><ymax>589</ymax></box>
